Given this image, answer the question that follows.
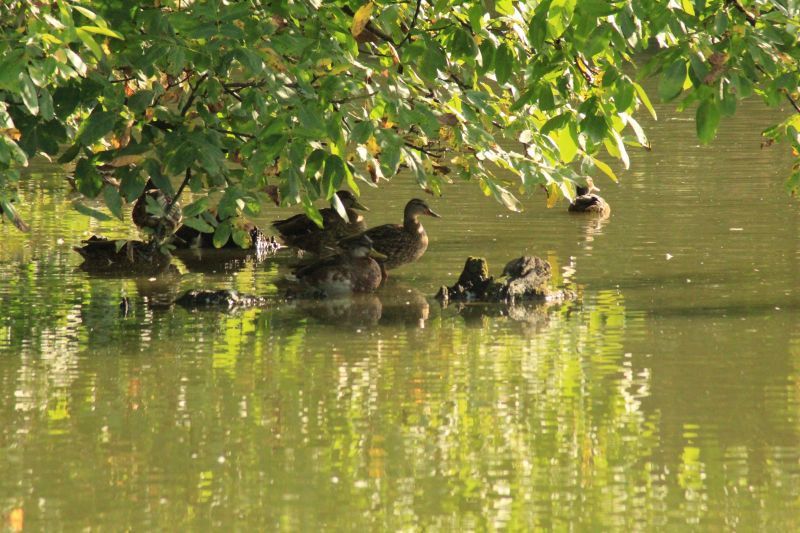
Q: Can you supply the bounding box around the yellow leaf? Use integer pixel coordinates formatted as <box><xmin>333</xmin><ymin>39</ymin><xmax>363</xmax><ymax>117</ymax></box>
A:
<box><xmin>351</xmin><ymin>2</ymin><xmax>374</xmax><ymax>37</ymax></box>
<box><xmin>8</xmin><ymin>508</ymin><xmax>23</xmax><ymax>533</ymax></box>
<box><xmin>545</xmin><ymin>183</ymin><xmax>560</xmax><ymax>208</ymax></box>
<box><xmin>0</xmin><ymin>128</ymin><xmax>22</xmax><ymax>141</ymax></box>
<box><xmin>366</xmin><ymin>136</ymin><xmax>380</xmax><ymax>155</ymax></box>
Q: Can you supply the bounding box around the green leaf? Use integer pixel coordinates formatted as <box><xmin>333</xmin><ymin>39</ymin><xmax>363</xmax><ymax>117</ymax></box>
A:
<box><xmin>613</xmin><ymin>79</ymin><xmax>635</xmax><ymax>111</ymax></box>
<box><xmin>213</xmin><ymin>220</ymin><xmax>232</xmax><ymax>248</ymax></box>
<box><xmin>633</xmin><ymin>81</ymin><xmax>657</xmax><ymax>120</ymax></box>
<box><xmin>127</xmin><ymin>90</ymin><xmax>154</xmax><ymax>114</ymax></box>
<box><xmin>75</xmin><ymin>158</ymin><xmax>103</xmax><ymax>198</ymax></box>
<box><xmin>77</xmin><ymin>109</ymin><xmax>116</xmax><ymax>146</ymax></box>
<box><xmin>494</xmin><ymin>43</ymin><xmax>514</xmax><ymax>85</ymax></box>
<box><xmin>166</xmin><ymin>142</ymin><xmax>198</xmax><ymax>175</ymax></box>
<box><xmin>72</xmin><ymin>5</ymin><xmax>97</xmax><ymax>20</ymax></box>
<box><xmin>232</xmin><ymin>228</ymin><xmax>251</xmax><ymax>248</ymax></box>
<box><xmin>541</xmin><ymin>113</ymin><xmax>571</xmax><ymax>135</ymax></box>
<box><xmin>592</xmin><ymin>157</ymin><xmax>618</xmax><ymax>182</ymax></box>
<box><xmin>78</xmin><ymin>25</ymin><xmax>124</xmax><ymax>40</ymax></box>
<box><xmin>659</xmin><ymin>60</ymin><xmax>687</xmax><ymax>102</ymax></box>
<box><xmin>20</xmin><ymin>74</ymin><xmax>39</xmax><ymax>116</ymax></box>
<box><xmin>182</xmin><ymin>197</ymin><xmax>208</xmax><ymax>218</ymax></box>
<box><xmin>65</xmin><ymin>49</ymin><xmax>88</xmax><ymax>76</ymax></box>
<box><xmin>102</xmin><ymin>184</ymin><xmax>123</xmax><ymax>220</ymax></box>
<box><xmin>420</xmin><ymin>41</ymin><xmax>446</xmax><ymax>80</ymax></box>
<box><xmin>529</xmin><ymin>0</ymin><xmax>551</xmax><ymax>49</ymax></box>
<box><xmin>73</xmin><ymin>200</ymin><xmax>112</xmax><ymax>221</ymax></box>
<box><xmin>182</xmin><ymin>216</ymin><xmax>215</xmax><ymax>233</ymax></box>
<box><xmin>696</xmin><ymin>99</ymin><xmax>720</xmax><ymax>143</ymax></box>
<box><xmin>76</xmin><ymin>28</ymin><xmax>103</xmax><ymax>60</ymax></box>
<box><xmin>58</xmin><ymin>143</ymin><xmax>82</xmax><ymax>164</ymax></box>
<box><xmin>144</xmin><ymin>159</ymin><xmax>176</xmax><ymax>196</ymax></box>
<box><xmin>0</xmin><ymin>51</ymin><xmax>23</xmax><ymax>91</ymax></box>
<box><xmin>301</xmin><ymin>195</ymin><xmax>324</xmax><ymax>229</ymax></box>
<box><xmin>350</xmin><ymin>121</ymin><xmax>373</xmax><ymax>144</ymax></box>
<box><xmin>38</xmin><ymin>88</ymin><xmax>55</xmax><ymax>121</ymax></box>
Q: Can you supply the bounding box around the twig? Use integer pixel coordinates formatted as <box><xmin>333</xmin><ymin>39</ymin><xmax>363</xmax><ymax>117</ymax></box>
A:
<box><xmin>211</xmin><ymin>127</ymin><xmax>255</xmax><ymax>139</ymax></box>
<box><xmin>180</xmin><ymin>73</ymin><xmax>208</xmax><ymax>116</ymax></box>
<box><xmin>725</xmin><ymin>0</ymin><xmax>757</xmax><ymax>26</ymax></box>
<box><xmin>397</xmin><ymin>0</ymin><xmax>423</xmax><ymax>47</ymax></box>
<box><xmin>782</xmin><ymin>89</ymin><xmax>800</xmax><ymax>114</ymax></box>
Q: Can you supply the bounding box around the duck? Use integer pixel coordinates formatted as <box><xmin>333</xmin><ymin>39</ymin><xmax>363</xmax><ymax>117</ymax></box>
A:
<box><xmin>272</xmin><ymin>190</ymin><xmax>368</xmax><ymax>255</ymax></box>
<box><xmin>568</xmin><ymin>178</ymin><xmax>610</xmax><ymax>216</ymax></box>
<box><xmin>362</xmin><ymin>198</ymin><xmax>440</xmax><ymax>272</ymax></box>
<box><xmin>73</xmin><ymin>235</ymin><xmax>172</xmax><ymax>274</ymax></box>
<box><xmin>292</xmin><ymin>234</ymin><xmax>386</xmax><ymax>295</ymax></box>
<box><xmin>132</xmin><ymin>180</ymin><xmax>183</xmax><ymax>236</ymax></box>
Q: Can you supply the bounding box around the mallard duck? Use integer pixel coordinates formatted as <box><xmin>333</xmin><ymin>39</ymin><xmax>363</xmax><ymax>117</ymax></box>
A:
<box><xmin>132</xmin><ymin>181</ymin><xmax>183</xmax><ymax>235</ymax></box>
<box><xmin>272</xmin><ymin>190</ymin><xmax>368</xmax><ymax>254</ymax></box>
<box><xmin>568</xmin><ymin>178</ymin><xmax>610</xmax><ymax>216</ymax></box>
<box><xmin>293</xmin><ymin>234</ymin><xmax>386</xmax><ymax>295</ymax></box>
<box><xmin>73</xmin><ymin>235</ymin><xmax>172</xmax><ymax>274</ymax></box>
<box><xmin>362</xmin><ymin>198</ymin><xmax>440</xmax><ymax>271</ymax></box>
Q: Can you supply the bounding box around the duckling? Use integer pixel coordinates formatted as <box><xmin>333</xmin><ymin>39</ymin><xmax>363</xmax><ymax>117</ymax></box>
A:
<box><xmin>293</xmin><ymin>234</ymin><xmax>386</xmax><ymax>295</ymax></box>
<box><xmin>568</xmin><ymin>178</ymin><xmax>610</xmax><ymax>216</ymax></box>
<box><xmin>362</xmin><ymin>198</ymin><xmax>440</xmax><ymax>271</ymax></box>
<box><xmin>272</xmin><ymin>190</ymin><xmax>369</xmax><ymax>255</ymax></box>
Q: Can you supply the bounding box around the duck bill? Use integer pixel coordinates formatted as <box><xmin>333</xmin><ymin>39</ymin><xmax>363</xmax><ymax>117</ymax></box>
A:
<box><xmin>368</xmin><ymin>249</ymin><xmax>388</xmax><ymax>261</ymax></box>
<box><xmin>426</xmin><ymin>207</ymin><xmax>441</xmax><ymax>218</ymax></box>
<box><xmin>352</xmin><ymin>200</ymin><xmax>370</xmax><ymax>211</ymax></box>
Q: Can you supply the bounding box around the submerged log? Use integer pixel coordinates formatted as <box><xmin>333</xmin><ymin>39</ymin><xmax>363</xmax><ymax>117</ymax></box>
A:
<box><xmin>435</xmin><ymin>256</ymin><xmax>571</xmax><ymax>306</ymax></box>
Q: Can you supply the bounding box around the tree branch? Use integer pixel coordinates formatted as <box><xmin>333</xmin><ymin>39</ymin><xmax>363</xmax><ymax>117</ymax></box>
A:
<box><xmin>180</xmin><ymin>73</ymin><xmax>208</xmax><ymax>116</ymax></box>
<box><xmin>397</xmin><ymin>0</ymin><xmax>423</xmax><ymax>47</ymax></box>
<box><xmin>725</xmin><ymin>0</ymin><xmax>756</xmax><ymax>26</ymax></box>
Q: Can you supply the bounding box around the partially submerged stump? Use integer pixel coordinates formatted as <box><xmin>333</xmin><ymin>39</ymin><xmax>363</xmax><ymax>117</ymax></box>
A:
<box><xmin>175</xmin><ymin>289</ymin><xmax>266</xmax><ymax>310</ymax></box>
<box><xmin>435</xmin><ymin>256</ymin><xmax>570</xmax><ymax>306</ymax></box>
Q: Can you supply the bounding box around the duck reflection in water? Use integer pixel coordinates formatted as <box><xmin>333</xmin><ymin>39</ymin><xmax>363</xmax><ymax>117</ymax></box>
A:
<box><xmin>291</xmin><ymin>286</ymin><xmax>431</xmax><ymax>329</ymax></box>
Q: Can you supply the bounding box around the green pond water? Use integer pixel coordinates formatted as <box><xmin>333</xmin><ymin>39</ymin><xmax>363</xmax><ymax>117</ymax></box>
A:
<box><xmin>1</xmin><ymin>96</ymin><xmax>800</xmax><ymax>531</ymax></box>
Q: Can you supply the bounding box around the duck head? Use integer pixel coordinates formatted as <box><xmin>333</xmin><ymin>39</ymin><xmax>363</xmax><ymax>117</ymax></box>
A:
<box><xmin>576</xmin><ymin>177</ymin><xmax>600</xmax><ymax>197</ymax></box>
<box><xmin>404</xmin><ymin>198</ymin><xmax>441</xmax><ymax>220</ymax></box>
<box><xmin>335</xmin><ymin>190</ymin><xmax>369</xmax><ymax>211</ymax></box>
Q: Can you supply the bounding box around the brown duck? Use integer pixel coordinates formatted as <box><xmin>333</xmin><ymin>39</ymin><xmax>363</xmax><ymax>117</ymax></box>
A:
<box><xmin>293</xmin><ymin>234</ymin><xmax>386</xmax><ymax>295</ymax></box>
<box><xmin>272</xmin><ymin>190</ymin><xmax>368</xmax><ymax>254</ymax></box>
<box><xmin>362</xmin><ymin>198</ymin><xmax>440</xmax><ymax>271</ymax></box>
<box><xmin>568</xmin><ymin>178</ymin><xmax>610</xmax><ymax>216</ymax></box>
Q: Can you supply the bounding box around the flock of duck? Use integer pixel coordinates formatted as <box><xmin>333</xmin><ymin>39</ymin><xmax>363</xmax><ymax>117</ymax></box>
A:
<box><xmin>72</xmin><ymin>179</ymin><xmax>609</xmax><ymax>297</ymax></box>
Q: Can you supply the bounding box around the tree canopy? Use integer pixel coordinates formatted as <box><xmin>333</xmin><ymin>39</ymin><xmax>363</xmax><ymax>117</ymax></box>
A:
<box><xmin>0</xmin><ymin>0</ymin><xmax>798</xmax><ymax>243</ymax></box>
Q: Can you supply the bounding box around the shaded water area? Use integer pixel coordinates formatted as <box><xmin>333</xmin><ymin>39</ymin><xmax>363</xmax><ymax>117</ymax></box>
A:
<box><xmin>2</xmin><ymin>96</ymin><xmax>800</xmax><ymax>531</ymax></box>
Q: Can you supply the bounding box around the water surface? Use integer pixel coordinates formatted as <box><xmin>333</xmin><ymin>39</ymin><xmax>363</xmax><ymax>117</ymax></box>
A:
<box><xmin>1</xmin><ymin>97</ymin><xmax>799</xmax><ymax>531</ymax></box>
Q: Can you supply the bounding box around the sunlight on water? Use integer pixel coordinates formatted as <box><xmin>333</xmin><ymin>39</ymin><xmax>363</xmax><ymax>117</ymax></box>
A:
<box><xmin>1</xmin><ymin>95</ymin><xmax>799</xmax><ymax>530</ymax></box>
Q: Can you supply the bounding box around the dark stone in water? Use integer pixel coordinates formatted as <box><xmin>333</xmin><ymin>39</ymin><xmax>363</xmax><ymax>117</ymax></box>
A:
<box><xmin>175</xmin><ymin>290</ymin><xmax>266</xmax><ymax>309</ymax></box>
<box><xmin>435</xmin><ymin>256</ymin><xmax>571</xmax><ymax>305</ymax></box>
